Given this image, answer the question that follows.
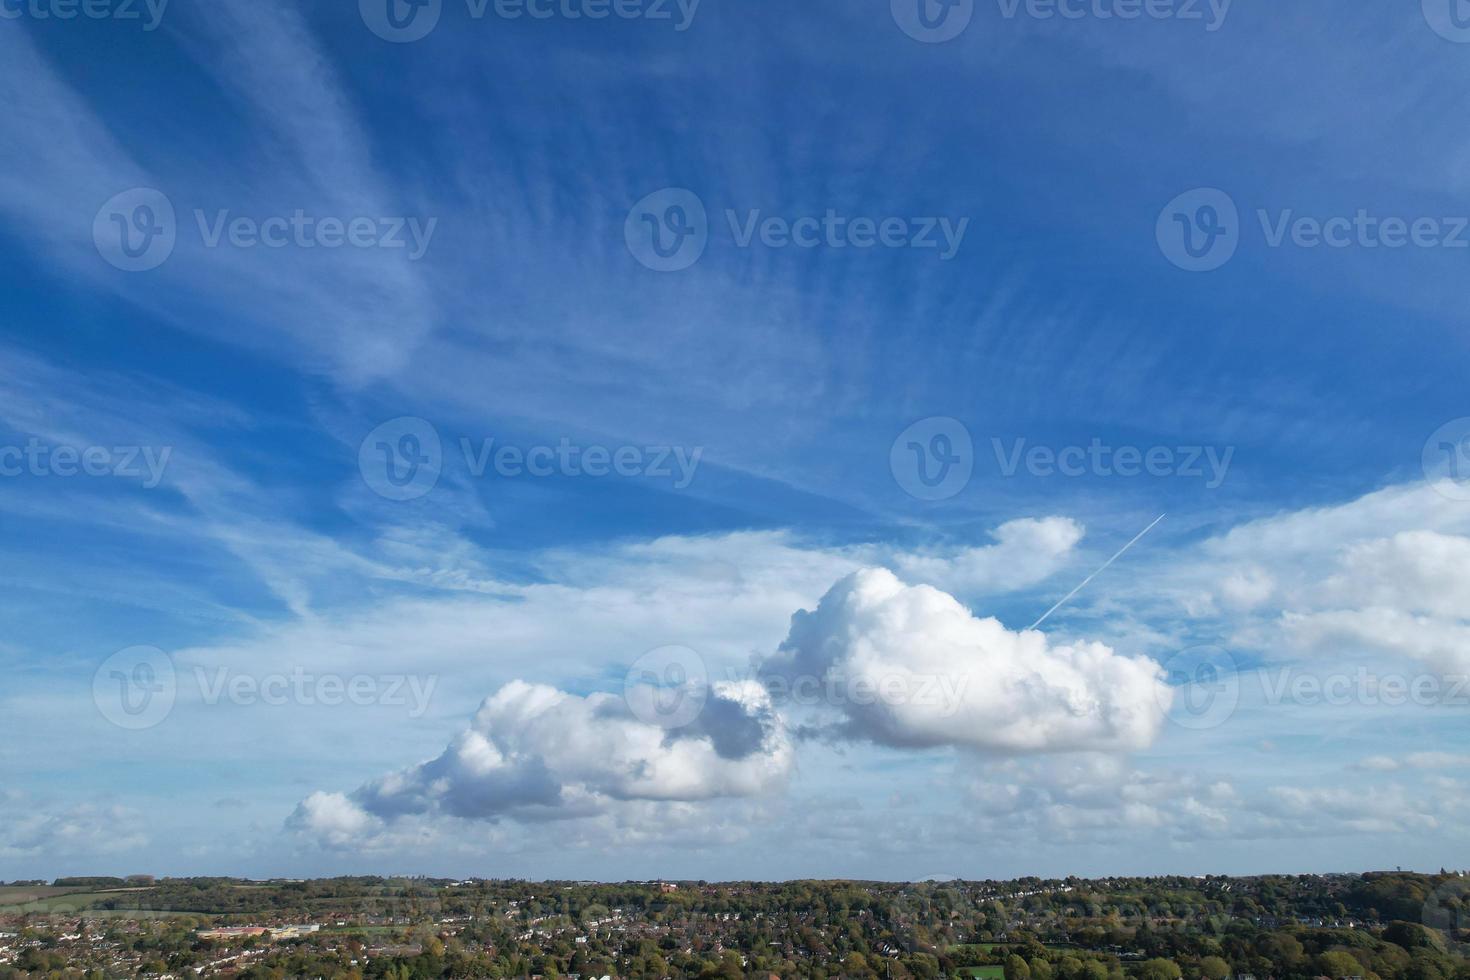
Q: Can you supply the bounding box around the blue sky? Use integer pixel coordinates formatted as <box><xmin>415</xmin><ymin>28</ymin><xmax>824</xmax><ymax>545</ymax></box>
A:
<box><xmin>2</xmin><ymin>0</ymin><xmax>1469</xmax><ymax>880</ymax></box>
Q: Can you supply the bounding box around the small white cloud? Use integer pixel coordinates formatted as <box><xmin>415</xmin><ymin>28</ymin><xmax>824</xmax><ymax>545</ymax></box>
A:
<box><xmin>891</xmin><ymin>517</ymin><xmax>1083</xmax><ymax>595</ymax></box>
<box><xmin>1219</xmin><ymin>566</ymin><xmax>1275</xmax><ymax>610</ymax></box>
<box><xmin>1356</xmin><ymin>751</ymin><xmax>1470</xmax><ymax>772</ymax></box>
<box><xmin>289</xmin><ymin>792</ymin><xmax>379</xmax><ymax>848</ymax></box>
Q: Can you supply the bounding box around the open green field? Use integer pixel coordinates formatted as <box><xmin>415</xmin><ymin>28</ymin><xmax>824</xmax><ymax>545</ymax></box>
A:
<box><xmin>957</xmin><ymin>967</ymin><xmax>1007</xmax><ymax>979</ymax></box>
<box><xmin>0</xmin><ymin>886</ymin><xmax>85</xmax><ymax>904</ymax></box>
<box><xmin>0</xmin><ymin>886</ymin><xmax>103</xmax><ymax>913</ymax></box>
<box><xmin>0</xmin><ymin>886</ymin><xmax>194</xmax><ymax>917</ymax></box>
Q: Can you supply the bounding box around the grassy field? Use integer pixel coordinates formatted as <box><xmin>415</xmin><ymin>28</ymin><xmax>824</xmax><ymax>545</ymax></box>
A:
<box><xmin>957</xmin><ymin>967</ymin><xmax>1007</xmax><ymax>979</ymax></box>
<box><xmin>0</xmin><ymin>886</ymin><xmax>193</xmax><ymax>917</ymax></box>
<box><xmin>0</xmin><ymin>886</ymin><xmax>100</xmax><ymax>913</ymax></box>
<box><xmin>0</xmin><ymin>886</ymin><xmax>84</xmax><ymax>904</ymax></box>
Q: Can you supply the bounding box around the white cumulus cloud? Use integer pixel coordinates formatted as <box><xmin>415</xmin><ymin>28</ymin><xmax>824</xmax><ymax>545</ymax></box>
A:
<box><xmin>763</xmin><ymin>568</ymin><xmax>1172</xmax><ymax>753</ymax></box>
<box><xmin>291</xmin><ymin>678</ymin><xmax>791</xmax><ymax>845</ymax></box>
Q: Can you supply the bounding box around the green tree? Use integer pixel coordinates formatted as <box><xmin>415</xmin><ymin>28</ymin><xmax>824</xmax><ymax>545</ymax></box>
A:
<box><xmin>1387</xmin><ymin>922</ymin><xmax>1448</xmax><ymax>953</ymax></box>
<box><xmin>1317</xmin><ymin>951</ymin><xmax>1364</xmax><ymax>979</ymax></box>
<box><xmin>1007</xmin><ymin>953</ymin><xmax>1034</xmax><ymax>980</ymax></box>
<box><xmin>1200</xmin><ymin>956</ymin><xmax>1230</xmax><ymax>980</ymax></box>
<box><xmin>1139</xmin><ymin>958</ymin><xmax>1183</xmax><ymax>980</ymax></box>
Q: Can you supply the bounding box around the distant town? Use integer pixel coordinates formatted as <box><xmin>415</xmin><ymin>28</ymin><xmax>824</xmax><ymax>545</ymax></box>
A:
<box><xmin>0</xmin><ymin>871</ymin><xmax>1466</xmax><ymax>979</ymax></box>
